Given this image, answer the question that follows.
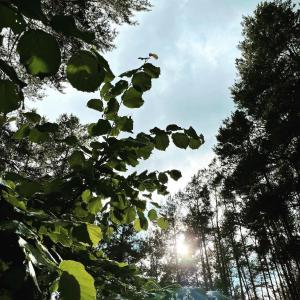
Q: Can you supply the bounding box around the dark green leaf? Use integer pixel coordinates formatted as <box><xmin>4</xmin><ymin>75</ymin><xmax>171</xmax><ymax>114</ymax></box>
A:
<box><xmin>172</xmin><ymin>132</ymin><xmax>190</xmax><ymax>149</ymax></box>
<box><xmin>0</xmin><ymin>80</ymin><xmax>22</xmax><ymax>113</ymax></box>
<box><xmin>110</xmin><ymin>80</ymin><xmax>128</xmax><ymax>96</ymax></box>
<box><xmin>168</xmin><ymin>170</ymin><xmax>182</xmax><ymax>181</ymax></box>
<box><xmin>166</xmin><ymin>124</ymin><xmax>182</xmax><ymax>131</ymax></box>
<box><xmin>68</xmin><ymin>151</ymin><xmax>85</xmax><ymax>169</ymax></box>
<box><xmin>88</xmin><ymin>119</ymin><xmax>111</xmax><ymax>136</ymax></box>
<box><xmin>122</xmin><ymin>87</ymin><xmax>144</xmax><ymax>108</ymax></box>
<box><xmin>64</xmin><ymin>135</ymin><xmax>78</xmax><ymax>146</ymax></box>
<box><xmin>17</xmin><ymin>30</ymin><xmax>61</xmax><ymax>77</ymax></box>
<box><xmin>132</xmin><ymin>72</ymin><xmax>152</xmax><ymax>92</ymax></box>
<box><xmin>105</xmin><ymin>98</ymin><xmax>119</xmax><ymax>120</ymax></box>
<box><xmin>0</xmin><ymin>59</ymin><xmax>26</xmax><ymax>88</ymax></box>
<box><xmin>91</xmin><ymin>50</ymin><xmax>115</xmax><ymax>83</ymax></box>
<box><xmin>51</xmin><ymin>15</ymin><xmax>95</xmax><ymax>44</ymax></box>
<box><xmin>87</xmin><ymin>99</ymin><xmax>103</xmax><ymax>112</ymax></box>
<box><xmin>29</xmin><ymin>128</ymin><xmax>49</xmax><ymax>143</ymax></box>
<box><xmin>189</xmin><ymin>138</ymin><xmax>202</xmax><ymax>149</ymax></box>
<box><xmin>17</xmin><ymin>180</ymin><xmax>42</xmax><ymax>198</ymax></box>
<box><xmin>23</xmin><ymin>112</ymin><xmax>41</xmax><ymax>123</ymax></box>
<box><xmin>119</xmin><ymin>68</ymin><xmax>139</xmax><ymax>78</ymax></box>
<box><xmin>0</xmin><ymin>3</ymin><xmax>26</xmax><ymax>33</ymax></box>
<box><xmin>185</xmin><ymin>126</ymin><xmax>198</xmax><ymax>139</ymax></box>
<box><xmin>143</xmin><ymin>63</ymin><xmax>160</xmax><ymax>78</ymax></box>
<box><xmin>100</xmin><ymin>82</ymin><xmax>113</xmax><ymax>100</ymax></box>
<box><xmin>154</xmin><ymin>133</ymin><xmax>169</xmax><ymax>151</ymax></box>
<box><xmin>158</xmin><ymin>172</ymin><xmax>168</xmax><ymax>184</ymax></box>
<box><xmin>115</xmin><ymin>116</ymin><xmax>133</xmax><ymax>133</ymax></box>
<box><xmin>67</xmin><ymin>50</ymin><xmax>104</xmax><ymax>92</ymax></box>
<box><xmin>13</xmin><ymin>124</ymin><xmax>30</xmax><ymax>139</ymax></box>
<box><xmin>36</xmin><ymin>122</ymin><xmax>59</xmax><ymax>133</ymax></box>
<box><xmin>12</xmin><ymin>0</ymin><xmax>46</xmax><ymax>21</ymax></box>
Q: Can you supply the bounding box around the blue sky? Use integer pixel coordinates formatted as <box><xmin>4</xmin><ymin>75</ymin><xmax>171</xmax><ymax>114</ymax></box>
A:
<box><xmin>32</xmin><ymin>0</ymin><xmax>262</xmax><ymax>193</ymax></box>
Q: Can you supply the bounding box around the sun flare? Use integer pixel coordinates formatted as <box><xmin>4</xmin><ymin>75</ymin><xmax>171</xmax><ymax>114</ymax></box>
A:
<box><xmin>176</xmin><ymin>233</ymin><xmax>190</xmax><ymax>257</ymax></box>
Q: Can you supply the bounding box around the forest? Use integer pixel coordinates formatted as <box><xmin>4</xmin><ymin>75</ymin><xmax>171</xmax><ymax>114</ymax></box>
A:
<box><xmin>0</xmin><ymin>0</ymin><xmax>299</xmax><ymax>299</ymax></box>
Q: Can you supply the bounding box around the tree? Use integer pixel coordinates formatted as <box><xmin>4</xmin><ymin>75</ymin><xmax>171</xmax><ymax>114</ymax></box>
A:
<box><xmin>215</xmin><ymin>1</ymin><xmax>300</xmax><ymax>298</ymax></box>
<box><xmin>0</xmin><ymin>1</ymin><xmax>204</xmax><ymax>299</ymax></box>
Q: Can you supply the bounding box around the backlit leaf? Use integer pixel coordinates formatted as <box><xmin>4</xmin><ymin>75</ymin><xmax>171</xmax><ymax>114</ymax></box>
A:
<box><xmin>59</xmin><ymin>260</ymin><xmax>96</xmax><ymax>300</ymax></box>
<box><xmin>122</xmin><ymin>87</ymin><xmax>144</xmax><ymax>108</ymax></box>
<box><xmin>17</xmin><ymin>30</ymin><xmax>61</xmax><ymax>77</ymax></box>
<box><xmin>67</xmin><ymin>51</ymin><xmax>104</xmax><ymax>92</ymax></box>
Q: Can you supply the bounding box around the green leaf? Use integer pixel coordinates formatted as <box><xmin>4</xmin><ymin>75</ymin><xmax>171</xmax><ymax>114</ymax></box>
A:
<box><xmin>122</xmin><ymin>87</ymin><xmax>144</xmax><ymax>108</ymax></box>
<box><xmin>133</xmin><ymin>218</ymin><xmax>142</xmax><ymax>232</ymax></box>
<box><xmin>68</xmin><ymin>151</ymin><xmax>85</xmax><ymax>169</ymax></box>
<box><xmin>91</xmin><ymin>50</ymin><xmax>115</xmax><ymax>83</ymax></box>
<box><xmin>138</xmin><ymin>213</ymin><xmax>149</xmax><ymax>230</ymax></box>
<box><xmin>158</xmin><ymin>172</ymin><xmax>168</xmax><ymax>184</ymax></box>
<box><xmin>110</xmin><ymin>80</ymin><xmax>128</xmax><ymax>96</ymax></box>
<box><xmin>67</xmin><ymin>50</ymin><xmax>105</xmax><ymax>92</ymax></box>
<box><xmin>81</xmin><ymin>189</ymin><xmax>91</xmax><ymax>202</ymax></box>
<box><xmin>17</xmin><ymin>30</ymin><xmax>61</xmax><ymax>77</ymax></box>
<box><xmin>59</xmin><ymin>260</ymin><xmax>96</xmax><ymax>300</ymax></box>
<box><xmin>132</xmin><ymin>72</ymin><xmax>152</xmax><ymax>92</ymax></box>
<box><xmin>64</xmin><ymin>135</ymin><xmax>78</xmax><ymax>146</ymax></box>
<box><xmin>157</xmin><ymin>217</ymin><xmax>169</xmax><ymax>230</ymax></box>
<box><xmin>37</xmin><ymin>122</ymin><xmax>59</xmax><ymax>133</ymax></box>
<box><xmin>23</xmin><ymin>112</ymin><xmax>41</xmax><ymax>123</ymax></box>
<box><xmin>166</xmin><ymin>124</ymin><xmax>182</xmax><ymax>131</ymax></box>
<box><xmin>73</xmin><ymin>224</ymin><xmax>102</xmax><ymax>247</ymax></box>
<box><xmin>0</xmin><ymin>3</ymin><xmax>26</xmax><ymax>33</ymax></box>
<box><xmin>189</xmin><ymin>138</ymin><xmax>202</xmax><ymax>149</ymax></box>
<box><xmin>148</xmin><ymin>209</ymin><xmax>158</xmax><ymax>221</ymax></box>
<box><xmin>13</xmin><ymin>124</ymin><xmax>30</xmax><ymax>139</ymax></box>
<box><xmin>87</xmin><ymin>99</ymin><xmax>103</xmax><ymax>112</ymax></box>
<box><xmin>119</xmin><ymin>68</ymin><xmax>139</xmax><ymax>78</ymax></box>
<box><xmin>100</xmin><ymin>82</ymin><xmax>113</xmax><ymax>100</ymax></box>
<box><xmin>88</xmin><ymin>119</ymin><xmax>111</xmax><ymax>136</ymax></box>
<box><xmin>86</xmin><ymin>224</ymin><xmax>102</xmax><ymax>247</ymax></box>
<box><xmin>104</xmin><ymin>98</ymin><xmax>119</xmax><ymax>120</ymax></box>
<box><xmin>0</xmin><ymin>58</ymin><xmax>26</xmax><ymax>88</ymax></box>
<box><xmin>51</xmin><ymin>15</ymin><xmax>95</xmax><ymax>44</ymax></box>
<box><xmin>87</xmin><ymin>197</ymin><xmax>102</xmax><ymax>215</ymax></box>
<box><xmin>28</xmin><ymin>127</ymin><xmax>49</xmax><ymax>143</ymax></box>
<box><xmin>12</xmin><ymin>0</ymin><xmax>46</xmax><ymax>21</ymax></box>
<box><xmin>115</xmin><ymin>116</ymin><xmax>133</xmax><ymax>133</ymax></box>
<box><xmin>143</xmin><ymin>63</ymin><xmax>160</xmax><ymax>78</ymax></box>
<box><xmin>2</xmin><ymin>191</ymin><xmax>26</xmax><ymax>210</ymax></box>
<box><xmin>172</xmin><ymin>132</ymin><xmax>190</xmax><ymax>149</ymax></box>
<box><xmin>17</xmin><ymin>180</ymin><xmax>42</xmax><ymax>197</ymax></box>
<box><xmin>168</xmin><ymin>170</ymin><xmax>182</xmax><ymax>181</ymax></box>
<box><xmin>0</xmin><ymin>80</ymin><xmax>22</xmax><ymax>113</ymax></box>
<box><xmin>125</xmin><ymin>206</ymin><xmax>136</xmax><ymax>224</ymax></box>
<box><xmin>154</xmin><ymin>133</ymin><xmax>169</xmax><ymax>151</ymax></box>
<box><xmin>185</xmin><ymin>126</ymin><xmax>198</xmax><ymax>139</ymax></box>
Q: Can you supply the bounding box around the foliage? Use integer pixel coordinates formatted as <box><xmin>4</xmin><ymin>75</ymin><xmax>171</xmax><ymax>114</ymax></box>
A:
<box><xmin>0</xmin><ymin>0</ymin><xmax>152</xmax><ymax>98</ymax></box>
<box><xmin>0</xmin><ymin>1</ymin><xmax>204</xmax><ymax>299</ymax></box>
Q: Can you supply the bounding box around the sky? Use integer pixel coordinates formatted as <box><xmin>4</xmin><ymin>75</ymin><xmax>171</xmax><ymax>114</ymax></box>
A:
<box><xmin>31</xmin><ymin>0</ymin><xmax>262</xmax><ymax>194</ymax></box>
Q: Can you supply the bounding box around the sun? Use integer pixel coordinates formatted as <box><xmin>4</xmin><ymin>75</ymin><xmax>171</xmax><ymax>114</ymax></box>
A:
<box><xmin>176</xmin><ymin>233</ymin><xmax>190</xmax><ymax>257</ymax></box>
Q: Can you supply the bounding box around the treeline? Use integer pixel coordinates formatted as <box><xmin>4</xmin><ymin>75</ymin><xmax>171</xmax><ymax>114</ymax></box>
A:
<box><xmin>143</xmin><ymin>1</ymin><xmax>300</xmax><ymax>299</ymax></box>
